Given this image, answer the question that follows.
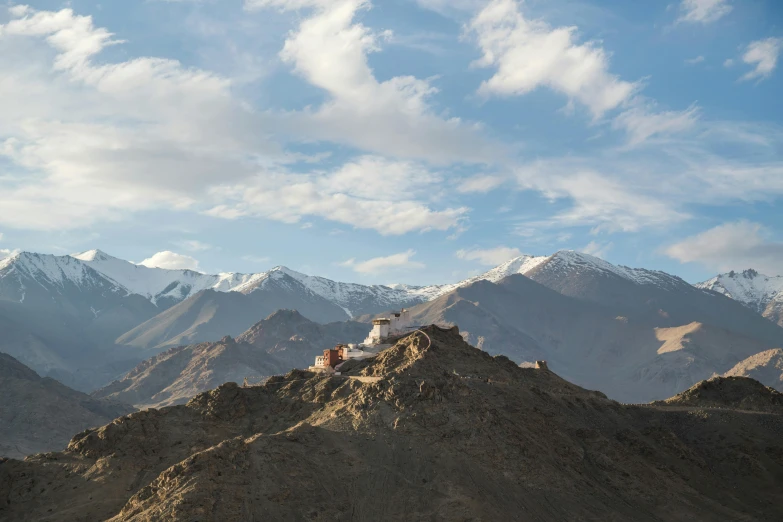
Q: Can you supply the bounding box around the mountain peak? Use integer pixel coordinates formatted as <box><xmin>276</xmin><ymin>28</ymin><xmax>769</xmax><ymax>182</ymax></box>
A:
<box><xmin>71</xmin><ymin>249</ymin><xmax>113</xmax><ymax>262</ymax></box>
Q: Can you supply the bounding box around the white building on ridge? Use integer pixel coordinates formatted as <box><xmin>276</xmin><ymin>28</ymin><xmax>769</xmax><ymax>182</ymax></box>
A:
<box><xmin>363</xmin><ymin>309</ymin><xmax>412</xmax><ymax>345</ymax></box>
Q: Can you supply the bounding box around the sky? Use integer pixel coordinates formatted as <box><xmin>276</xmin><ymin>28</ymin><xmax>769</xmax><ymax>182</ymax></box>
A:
<box><xmin>0</xmin><ymin>0</ymin><xmax>782</xmax><ymax>285</ymax></box>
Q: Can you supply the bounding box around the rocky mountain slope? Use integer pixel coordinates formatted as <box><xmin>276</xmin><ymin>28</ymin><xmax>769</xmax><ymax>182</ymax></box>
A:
<box><xmin>724</xmin><ymin>348</ymin><xmax>783</xmax><ymax>391</ymax></box>
<box><xmin>655</xmin><ymin>376</ymin><xmax>783</xmax><ymax>413</ymax></box>
<box><xmin>115</xmin><ymin>273</ymin><xmax>351</xmax><ymax>353</ymax></box>
<box><xmin>698</xmin><ymin>269</ymin><xmax>783</xmax><ymax>327</ymax></box>
<box><xmin>405</xmin><ymin>274</ymin><xmax>779</xmax><ymax>402</ymax></box>
<box><xmin>235</xmin><ymin>309</ymin><xmax>370</xmax><ymax>369</ymax></box>
<box><xmin>526</xmin><ymin>252</ymin><xmax>783</xmax><ymax>346</ymax></box>
<box><xmin>0</xmin><ymin>253</ymin><xmax>157</xmax><ymax>389</ymax></box>
<box><xmin>2</xmin><ymin>327</ymin><xmax>782</xmax><ymax>521</ymax></box>
<box><xmin>94</xmin><ymin>310</ymin><xmax>370</xmax><ymax>408</ymax></box>
<box><xmin>0</xmin><ymin>353</ymin><xmax>134</xmax><ymax>459</ymax></box>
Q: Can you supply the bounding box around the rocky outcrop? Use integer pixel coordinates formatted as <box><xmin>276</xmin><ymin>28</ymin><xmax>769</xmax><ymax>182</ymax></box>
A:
<box><xmin>656</xmin><ymin>376</ymin><xmax>783</xmax><ymax>413</ymax></box>
<box><xmin>2</xmin><ymin>326</ymin><xmax>783</xmax><ymax>521</ymax></box>
<box><xmin>724</xmin><ymin>348</ymin><xmax>783</xmax><ymax>391</ymax></box>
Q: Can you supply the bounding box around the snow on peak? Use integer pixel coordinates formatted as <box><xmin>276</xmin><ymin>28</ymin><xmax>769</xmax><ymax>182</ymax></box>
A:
<box><xmin>68</xmin><ymin>249</ymin><xmax>261</xmax><ymax>304</ymax></box>
<box><xmin>534</xmin><ymin>250</ymin><xmax>686</xmax><ymax>288</ymax></box>
<box><xmin>697</xmin><ymin>270</ymin><xmax>783</xmax><ymax>312</ymax></box>
<box><xmin>71</xmin><ymin>249</ymin><xmax>113</xmax><ymax>262</ymax></box>
<box><xmin>0</xmin><ymin>251</ymin><xmax>100</xmax><ymax>288</ymax></box>
<box><xmin>2</xmin><ymin>247</ymin><xmax>703</xmax><ymax>317</ymax></box>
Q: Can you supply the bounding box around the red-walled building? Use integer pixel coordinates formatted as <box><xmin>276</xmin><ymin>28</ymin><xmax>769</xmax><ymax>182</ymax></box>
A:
<box><xmin>322</xmin><ymin>348</ymin><xmax>342</xmax><ymax>368</ymax></box>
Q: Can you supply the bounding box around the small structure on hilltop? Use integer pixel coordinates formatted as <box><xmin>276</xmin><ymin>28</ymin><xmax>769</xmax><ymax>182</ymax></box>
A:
<box><xmin>309</xmin><ymin>310</ymin><xmax>416</xmax><ymax>372</ymax></box>
<box><xmin>364</xmin><ymin>309</ymin><xmax>413</xmax><ymax>346</ymax></box>
<box><xmin>309</xmin><ymin>343</ymin><xmax>379</xmax><ymax>372</ymax></box>
<box><xmin>535</xmin><ymin>360</ymin><xmax>549</xmax><ymax>371</ymax></box>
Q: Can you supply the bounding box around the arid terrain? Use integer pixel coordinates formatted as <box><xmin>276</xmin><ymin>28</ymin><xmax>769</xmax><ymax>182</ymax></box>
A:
<box><xmin>0</xmin><ymin>354</ymin><xmax>135</xmax><ymax>460</ymax></box>
<box><xmin>2</xmin><ymin>326</ymin><xmax>782</xmax><ymax>521</ymax></box>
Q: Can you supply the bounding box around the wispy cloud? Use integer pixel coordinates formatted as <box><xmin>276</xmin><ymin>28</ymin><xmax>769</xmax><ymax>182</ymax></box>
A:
<box><xmin>677</xmin><ymin>0</ymin><xmax>732</xmax><ymax>24</ymax></box>
<box><xmin>740</xmin><ymin>38</ymin><xmax>783</xmax><ymax>82</ymax></box>
<box><xmin>581</xmin><ymin>240</ymin><xmax>613</xmax><ymax>259</ymax></box>
<box><xmin>340</xmin><ymin>249</ymin><xmax>425</xmax><ymax>274</ymax></box>
<box><xmin>456</xmin><ymin>246</ymin><xmax>523</xmax><ymax>265</ymax></box>
<box><xmin>665</xmin><ymin>221</ymin><xmax>783</xmax><ymax>276</ymax></box>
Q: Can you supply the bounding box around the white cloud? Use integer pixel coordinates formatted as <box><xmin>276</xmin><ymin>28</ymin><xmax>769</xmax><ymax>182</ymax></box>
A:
<box><xmin>724</xmin><ymin>58</ymin><xmax>735</xmax><ymax>67</ymax></box>
<box><xmin>665</xmin><ymin>221</ymin><xmax>783</xmax><ymax>275</ymax></box>
<box><xmin>1</xmin><ymin>248</ymin><xmax>20</xmax><ymax>261</ymax></box>
<box><xmin>613</xmin><ymin>102</ymin><xmax>700</xmax><ymax>146</ymax></box>
<box><xmin>740</xmin><ymin>38</ymin><xmax>783</xmax><ymax>82</ymax></box>
<box><xmin>413</xmin><ymin>0</ymin><xmax>484</xmax><ymax>16</ymax></box>
<box><xmin>207</xmin><ymin>156</ymin><xmax>468</xmax><ymax>235</ymax></box>
<box><xmin>175</xmin><ymin>240</ymin><xmax>213</xmax><ymax>252</ymax></box>
<box><xmin>139</xmin><ymin>251</ymin><xmax>201</xmax><ymax>271</ymax></box>
<box><xmin>466</xmin><ymin>0</ymin><xmax>700</xmax><ymax>147</ymax></box>
<box><xmin>677</xmin><ymin>0</ymin><xmax>732</xmax><ymax>24</ymax></box>
<box><xmin>514</xmin><ymin>162</ymin><xmax>689</xmax><ymax>233</ymax></box>
<box><xmin>244</xmin><ymin>0</ymin><xmax>324</xmax><ymax>10</ymax></box>
<box><xmin>256</xmin><ymin>0</ymin><xmax>498</xmax><ymax>164</ymax></box>
<box><xmin>0</xmin><ymin>5</ymin><xmax>470</xmax><ymax>235</ymax></box>
<box><xmin>456</xmin><ymin>246</ymin><xmax>522</xmax><ymax>265</ymax></box>
<box><xmin>7</xmin><ymin>5</ymin><xmax>31</xmax><ymax>17</ymax></box>
<box><xmin>457</xmin><ymin>174</ymin><xmax>507</xmax><ymax>194</ymax></box>
<box><xmin>0</xmin><ymin>6</ymin><xmax>278</xmax><ymax>230</ymax></box>
<box><xmin>685</xmin><ymin>55</ymin><xmax>705</xmax><ymax>64</ymax></box>
<box><xmin>340</xmin><ymin>249</ymin><xmax>425</xmax><ymax>274</ymax></box>
<box><xmin>581</xmin><ymin>240</ymin><xmax>613</xmax><ymax>259</ymax></box>
<box><xmin>468</xmin><ymin>0</ymin><xmax>637</xmax><ymax>118</ymax></box>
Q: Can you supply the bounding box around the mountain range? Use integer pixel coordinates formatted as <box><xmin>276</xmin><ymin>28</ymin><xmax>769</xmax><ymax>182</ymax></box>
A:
<box><xmin>3</xmin><ymin>327</ymin><xmax>782</xmax><ymax>521</ymax></box>
<box><xmin>1</xmin><ymin>248</ymin><xmax>782</xmax><ymax>401</ymax></box>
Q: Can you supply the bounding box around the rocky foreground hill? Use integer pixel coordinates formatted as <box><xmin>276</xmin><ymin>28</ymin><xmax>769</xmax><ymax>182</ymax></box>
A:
<box><xmin>0</xmin><ymin>354</ymin><xmax>135</xmax><ymax>459</ymax></box>
<box><xmin>2</xmin><ymin>326</ymin><xmax>783</xmax><ymax>521</ymax></box>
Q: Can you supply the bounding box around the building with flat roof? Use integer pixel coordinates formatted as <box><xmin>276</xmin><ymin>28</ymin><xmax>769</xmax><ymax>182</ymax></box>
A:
<box><xmin>363</xmin><ymin>309</ymin><xmax>412</xmax><ymax>345</ymax></box>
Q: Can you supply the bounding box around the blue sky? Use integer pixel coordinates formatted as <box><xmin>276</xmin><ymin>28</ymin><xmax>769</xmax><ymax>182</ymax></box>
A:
<box><xmin>1</xmin><ymin>0</ymin><xmax>782</xmax><ymax>285</ymax></box>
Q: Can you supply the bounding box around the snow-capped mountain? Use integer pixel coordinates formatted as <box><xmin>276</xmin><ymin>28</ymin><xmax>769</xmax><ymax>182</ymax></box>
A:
<box><xmin>526</xmin><ymin>250</ymin><xmax>692</xmax><ymax>291</ymax></box>
<box><xmin>0</xmin><ymin>248</ymin><xmax>713</xmax><ymax>317</ymax></box>
<box><xmin>697</xmin><ymin>269</ymin><xmax>783</xmax><ymax>327</ymax></box>
<box><xmin>71</xmin><ymin>250</ymin><xmax>261</xmax><ymax>308</ymax></box>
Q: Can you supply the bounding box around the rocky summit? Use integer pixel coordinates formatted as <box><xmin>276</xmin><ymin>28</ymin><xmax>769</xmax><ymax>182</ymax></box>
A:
<box><xmin>2</xmin><ymin>326</ymin><xmax>783</xmax><ymax>521</ymax></box>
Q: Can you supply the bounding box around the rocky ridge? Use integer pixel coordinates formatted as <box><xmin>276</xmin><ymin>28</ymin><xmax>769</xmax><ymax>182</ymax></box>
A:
<box><xmin>655</xmin><ymin>376</ymin><xmax>783</xmax><ymax>413</ymax></box>
<box><xmin>93</xmin><ymin>310</ymin><xmax>370</xmax><ymax>408</ymax></box>
<box><xmin>724</xmin><ymin>348</ymin><xmax>783</xmax><ymax>391</ymax></box>
<box><xmin>2</xmin><ymin>326</ymin><xmax>783</xmax><ymax>521</ymax></box>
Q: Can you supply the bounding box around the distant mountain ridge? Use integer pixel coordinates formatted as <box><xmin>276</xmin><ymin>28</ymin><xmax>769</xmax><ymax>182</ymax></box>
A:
<box><xmin>94</xmin><ymin>310</ymin><xmax>369</xmax><ymax>408</ymax></box>
<box><xmin>697</xmin><ymin>269</ymin><xmax>783</xmax><ymax>327</ymax></box>
<box><xmin>4</xmin><ymin>248</ymin><xmax>783</xmax><ymax>394</ymax></box>
<box><xmin>1</xmin><ymin>248</ymin><xmax>697</xmax><ymax>318</ymax></box>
